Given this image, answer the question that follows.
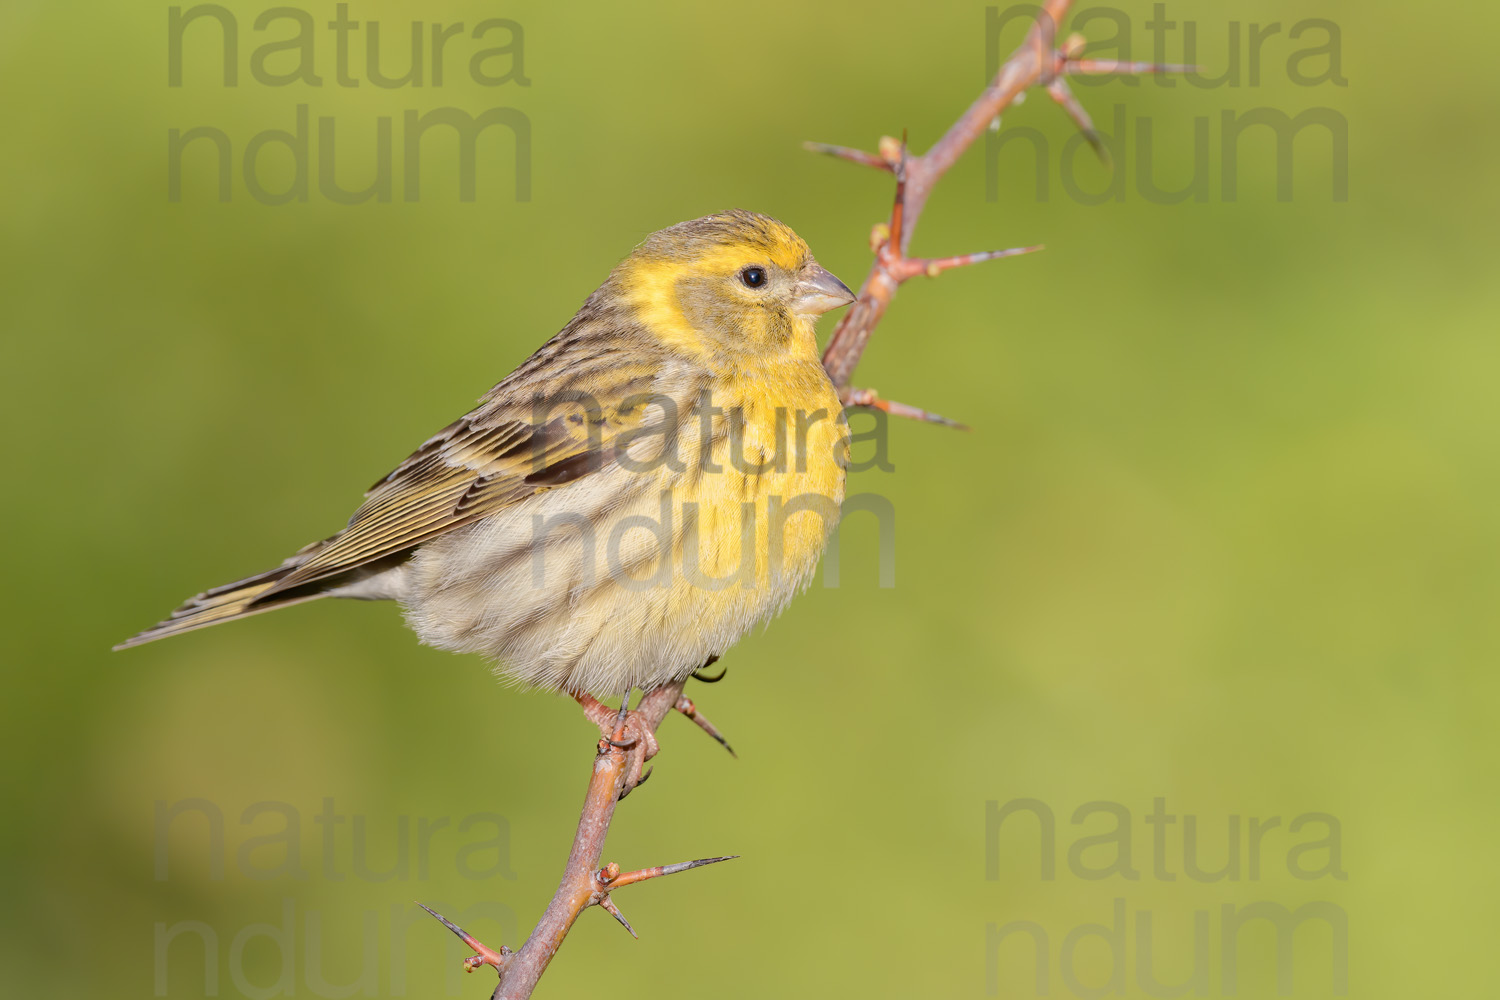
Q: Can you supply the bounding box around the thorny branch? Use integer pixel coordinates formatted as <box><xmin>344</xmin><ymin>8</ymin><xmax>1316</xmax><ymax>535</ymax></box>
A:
<box><xmin>816</xmin><ymin>0</ymin><xmax>1186</xmax><ymax>420</ymax></box>
<box><xmin>421</xmin><ymin>679</ymin><xmax>738</xmax><ymax>1000</ymax></box>
<box><xmin>421</xmin><ymin>2</ymin><xmax>1185</xmax><ymax>996</ymax></box>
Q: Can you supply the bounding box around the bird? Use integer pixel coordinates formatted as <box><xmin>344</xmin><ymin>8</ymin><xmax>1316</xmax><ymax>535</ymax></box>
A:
<box><xmin>116</xmin><ymin>210</ymin><xmax>855</xmax><ymax>758</ymax></box>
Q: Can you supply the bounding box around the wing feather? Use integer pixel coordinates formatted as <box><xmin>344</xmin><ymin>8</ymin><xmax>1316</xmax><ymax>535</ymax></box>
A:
<box><xmin>256</xmin><ymin>337</ymin><xmax>690</xmax><ymax>599</ymax></box>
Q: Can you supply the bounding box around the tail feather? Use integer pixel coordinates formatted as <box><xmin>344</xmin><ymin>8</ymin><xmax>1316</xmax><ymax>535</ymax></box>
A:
<box><xmin>113</xmin><ymin>544</ymin><xmax>333</xmax><ymax>650</ymax></box>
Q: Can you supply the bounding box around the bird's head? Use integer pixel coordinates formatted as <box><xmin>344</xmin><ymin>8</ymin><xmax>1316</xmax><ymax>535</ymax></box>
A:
<box><xmin>615</xmin><ymin>210</ymin><xmax>855</xmax><ymax>360</ymax></box>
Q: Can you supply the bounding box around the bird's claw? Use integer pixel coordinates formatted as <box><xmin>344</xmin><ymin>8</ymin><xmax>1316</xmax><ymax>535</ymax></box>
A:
<box><xmin>573</xmin><ymin>692</ymin><xmax>661</xmax><ymax>799</ymax></box>
<box><xmin>692</xmin><ymin>655</ymin><xmax>727</xmax><ymax>683</ymax></box>
<box><xmin>607</xmin><ymin>709</ymin><xmax>660</xmax><ymax>800</ymax></box>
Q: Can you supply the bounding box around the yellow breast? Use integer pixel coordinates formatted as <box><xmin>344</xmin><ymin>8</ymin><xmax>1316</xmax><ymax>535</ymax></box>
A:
<box><xmin>682</xmin><ymin>356</ymin><xmax>847</xmax><ymax>591</ymax></box>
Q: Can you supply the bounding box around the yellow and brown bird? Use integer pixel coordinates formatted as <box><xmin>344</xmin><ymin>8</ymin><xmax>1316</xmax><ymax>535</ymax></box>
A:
<box><xmin>117</xmin><ymin>211</ymin><xmax>855</xmax><ymax>719</ymax></box>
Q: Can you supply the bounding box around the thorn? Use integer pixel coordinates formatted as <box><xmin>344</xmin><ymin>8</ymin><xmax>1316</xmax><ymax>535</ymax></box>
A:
<box><xmin>675</xmin><ymin>696</ymin><xmax>737</xmax><ymax>757</ymax></box>
<box><xmin>1065</xmin><ymin>58</ymin><xmax>1197</xmax><ymax>76</ymax></box>
<box><xmin>599</xmin><ymin>855</ymin><xmax>740</xmax><ymax>890</ymax></box>
<box><xmin>898</xmin><ymin>245</ymin><xmax>1044</xmax><ymax>281</ymax></box>
<box><xmin>416</xmin><ymin>902</ymin><xmax>509</xmax><ymax>973</ymax></box>
<box><xmin>417</xmin><ymin>901</ymin><xmax>467</xmax><ymax>942</ymax></box>
<box><xmin>1046</xmin><ymin>78</ymin><xmax>1109</xmax><ymax>167</ymax></box>
<box><xmin>802</xmin><ymin>141</ymin><xmax>893</xmax><ymax>172</ymax></box>
<box><xmin>597</xmin><ymin>895</ymin><xmax>637</xmax><ymax>938</ymax></box>
<box><xmin>844</xmin><ymin>388</ymin><xmax>969</xmax><ymax>430</ymax></box>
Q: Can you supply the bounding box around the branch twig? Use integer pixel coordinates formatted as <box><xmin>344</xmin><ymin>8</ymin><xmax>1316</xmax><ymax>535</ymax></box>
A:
<box><xmin>422</xmin><ymin>680</ymin><xmax>734</xmax><ymax>999</ymax></box>
<box><xmin>494</xmin><ymin>681</ymin><xmax>690</xmax><ymax>999</ymax></box>
<box><xmin>817</xmin><ymin>0</ymin><xmax>1184</xmax><ymax>405</ymax></box>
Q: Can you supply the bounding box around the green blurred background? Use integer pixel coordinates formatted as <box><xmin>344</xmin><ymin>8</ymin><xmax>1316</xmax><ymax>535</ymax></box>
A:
<box><xmin>2</xmin><ymin>0</ymin><xmax>1494</xmax><ymax>996</ymax></box>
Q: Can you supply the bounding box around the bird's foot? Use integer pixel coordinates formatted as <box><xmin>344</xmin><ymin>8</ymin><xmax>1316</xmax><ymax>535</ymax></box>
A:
<box><xmin>574</xmin><ymin>692</ymin><xmax>660</xmax><ymax>800</ymax></box>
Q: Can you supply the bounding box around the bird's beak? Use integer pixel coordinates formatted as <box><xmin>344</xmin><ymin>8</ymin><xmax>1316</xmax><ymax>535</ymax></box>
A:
<box><xmin>792</xmin><ymin>264</ymin><xmax>856</xmax><ymax>317</ymax></box>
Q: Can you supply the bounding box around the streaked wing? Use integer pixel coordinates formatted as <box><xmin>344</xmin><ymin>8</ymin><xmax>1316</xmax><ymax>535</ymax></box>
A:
<box><xmin>259</xmin><ymin>334</ymin><xmax>681</xmax><ymax>599</ymax></box>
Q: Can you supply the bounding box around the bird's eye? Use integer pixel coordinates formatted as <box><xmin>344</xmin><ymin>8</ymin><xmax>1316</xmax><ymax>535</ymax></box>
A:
<box><xmin>739</xmin><ymin>266</ymin><xmax>767</xmax><ymax>289</ymax></box>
